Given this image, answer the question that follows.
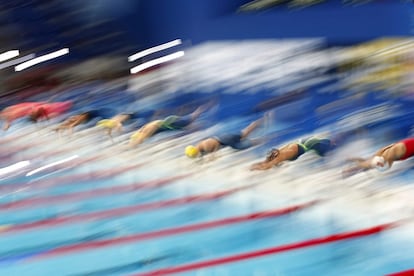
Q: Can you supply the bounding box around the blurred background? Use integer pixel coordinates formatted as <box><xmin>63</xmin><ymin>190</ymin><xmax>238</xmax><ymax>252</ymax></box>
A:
<box><xmin>1</xmin><ymin>1</ymin><xmax>414</xmax><ymax>275</ymax></box>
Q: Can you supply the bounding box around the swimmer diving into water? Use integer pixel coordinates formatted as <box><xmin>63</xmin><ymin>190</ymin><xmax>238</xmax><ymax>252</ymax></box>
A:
<box><xmin>250</xmin><ymin>135</ymin><xmax>335</xmax><ymax>170</ymax></box>
<box><xmin>129</xmin><ymin>103</ymin><xmax>212</xmax><ymax>147</ymax></box>
<box><xmin>54</xmin><ymin>108</ymin><xmax>116</xmax><ymax>135</ymax></box>
<box><xmin>342</xmin><ymin>137</ymin><xmax>414</xmax><ymax>177</ymax></box>
<box><xmin>1</xmin><ymin>101</ymin><xmax>72</xmax><ymax>130</ymax></box>
<box><xmin>96</xmin><ymin>110</ymin><xmax>152</xmax><ymax>139</ymax></box>
<box><xmin>185</xmin><ymin>114</ymin><xmax>269</xmax><ymax>159</ymax></box>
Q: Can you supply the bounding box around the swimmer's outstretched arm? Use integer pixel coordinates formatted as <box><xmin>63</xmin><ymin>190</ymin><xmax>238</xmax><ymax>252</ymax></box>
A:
<box><xmin>347</xmin><ymin>157</ymin><xmax>372</xmax><ymax>168</ymax></box>
<box><xmin>342</xmin><ymin>156</ymin><xmax>380</xmax><ymax>178</ymax></box>
<box><xmin>107</xmin><ymin>128</ymin><xmax>115</xmax><ymax>144</ymax></box>
<box><xmin>250</xmin><ymin>144</ymin><xmax>299</xmax><ymax>171</ymax></box>
<box><xmin>343</xmin><ymin>143</ymin><xmax>401</xmax><ymax>177</ymax></box>
<box><xmin>347</xmin><ymin>158</ymin><xmax>373</xmax><ymax>169</ymax></box>
<box><xmin>2</xmin><ymin>120</ymin><xmax>10</xmax><ymax>131</ymax></box>
<box><xmin>115</xmin><ymin>122</ymin><xmax>123</xmax><ymax>133</ymax></box>
<box><xmin>250</xmin><ymin>152</ymin><xmax>282</xmax><ymax>171</ymax></box>
<box><xmin>250</xmin><ymin>161</ymin><xmax>274</xmax><ymax>171</ymax></box>
<box><xmin>204</xmin><ymin>145</ymin><xmax>221</xmax><ymax>162</ymax></box>
<box><xmin>107</xmin><ymin>127</ymin><xmax>113</xmax><ymax>137</ymax></box>
<box><xmin>1</xmin><ymin>113</ymin><xmax>13</xmax><ymax>130</ymax></box>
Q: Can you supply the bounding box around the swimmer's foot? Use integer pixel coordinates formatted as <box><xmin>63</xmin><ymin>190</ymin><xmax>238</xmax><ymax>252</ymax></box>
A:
<box><xmin>195</xmin><ymin>99</ymin><xmax>219</xmax><ymax>116</ymax></box>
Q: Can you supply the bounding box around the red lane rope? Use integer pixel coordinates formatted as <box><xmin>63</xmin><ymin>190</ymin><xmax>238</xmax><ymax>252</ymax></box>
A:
<box><xmin>132</xmin><ymin>222</ymin><xmax>401</xmax><ymax>276</ymax></box>
<box><xmin>33</xmin><ymin>200</ymin><xmax>318</xmax><ymax>259</ymax></box>
<box><xmin>0</xmin><ymin>184</ymin><xmax>254</xmax><ymax>234</ymax></box>
<box><xmin>0</xmin><ymin>174</ymin><xmax>189</xmax><ymax>211</ymax></box>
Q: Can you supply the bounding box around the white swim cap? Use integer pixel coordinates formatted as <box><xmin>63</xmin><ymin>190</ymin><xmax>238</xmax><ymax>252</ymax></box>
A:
<box><xmin>371</xmin><ymin>156</ymin><xmax>390</xmax><ymax>171</ymax></box>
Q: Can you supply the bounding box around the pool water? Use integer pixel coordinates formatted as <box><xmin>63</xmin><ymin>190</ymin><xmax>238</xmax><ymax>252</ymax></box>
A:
<box><xmin>1</xmin><ymin>82</ymin><xmax>414</xmax><ymax>276</ymax></box>
<box><xmin>0</xmin><ymin>119</ymin><xmax>413</xmax><ymax>275</ymax></box>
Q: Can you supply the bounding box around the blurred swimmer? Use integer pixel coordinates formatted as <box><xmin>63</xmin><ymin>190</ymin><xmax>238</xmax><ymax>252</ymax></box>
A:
<box><xmin>1</xmin><ymin>101</ymin><xmax>72</xmax><ymax>130</ymax></box>
<box><xmin>97</xmin><ymin>112</ymin><xmax>141</xmax><ymax>138</ymax></box>
<box><xmin>54</xmin><ymin>108</ymin><xmax>116</xmax><ymax>135</ymax></box>
<box><xmin>129</xmin><ymin>104</ymin><xmax>211</xmax><ymax>147</ymax></box>
<box><xmin>28</xmin><ymin>101</ymin><xmax>73</xmax><ymax>123</ymax></box>
<box><xmin>0</xmin><ymin>102</ymin><xmax>45</xmax><ymax>130</ymax></box>
<box><xmin>250</xmin><ymin>136</ymin><xmax>335</xmax><ymax>171</ymax></box>
<box><xmin>54</xmin><ymin>113</ymin><xmax>90</xmax><ymax>134</ymax></box>
<box><xmin>342</xmin><ymin>137</ymin><xmax>414</xmax><ymax>177</ymax></box>
<box><xmin>185</xmin><ymin>115</ymin><xmax>267</xmax><ymax>159</ymax></box>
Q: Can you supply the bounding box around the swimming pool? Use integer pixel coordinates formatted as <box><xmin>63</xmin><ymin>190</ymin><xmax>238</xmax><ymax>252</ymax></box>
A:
<box><xmin>1</xmin><ymin>60</ymin><xmax>414</xmax><ymax>276</ymax></box>
<box><xmin>1</xmin><ymin>108</ymin><xmax>414</xmax><ymax>276</ymax></box>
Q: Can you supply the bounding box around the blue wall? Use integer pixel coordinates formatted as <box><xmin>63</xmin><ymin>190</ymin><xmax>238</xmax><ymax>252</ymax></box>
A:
<box><xmin>123</xmin><ymin>0</ymin><xmax>414</xmax><ymax>48</ymax></box>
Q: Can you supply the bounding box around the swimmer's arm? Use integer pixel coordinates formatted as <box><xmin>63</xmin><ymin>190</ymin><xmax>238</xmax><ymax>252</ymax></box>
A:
<box><xmin>347</xmin><ymin>157</ymin><xmax>373</xmax><ymax>170</ymax></box>
<box><xmin>342</xmin><ymin>157</ymin><xmax>373</xmax><ymax>178</ymax></box>
<box><xmin>206</xmin><ymin>141</ymin><xmax>222</xmax><ymax>161</ymax></box>
<box><xmin>207</xmin><ymin>150</ymin><xmax>219</xmax><ymax>162</ymax></box>
<box><xmin>107</xmin><ymin>128</ymin><xmax>113</xmax><ymax>139</ymax></box>
<box><xmin>250</xmin><ymin>161</ymin><xmax>273</xmax><ymax>171</ymax></box>
<box><xmin>3</xmin><ymin>120</ymin><xmax>10</xmax><ymax>131</ymax></box>
<box><xmin>107</xmin><ymin>127</ymin><xmax>113</xmax><ymax>135</ymax></box>
<box><xmin>107</xmin><ymin>128</ymin><xmax>115</xmax><ymax>143</ymax></box>
<box><xmin>115</xmin><ymin>122</ymin><xmax>123</xmax><ymax>132</ymax></box>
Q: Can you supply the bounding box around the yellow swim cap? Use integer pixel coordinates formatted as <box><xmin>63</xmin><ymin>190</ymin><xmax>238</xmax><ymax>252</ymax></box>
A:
<box><xmin>185</xmin><ymin>145</ymin><xmax>199</xmax><ymax>158</ymax></box>
<box><xmin>97</xmin><ymin>119</ymin><xmax>117</xmax><ymax>129</ymax></box>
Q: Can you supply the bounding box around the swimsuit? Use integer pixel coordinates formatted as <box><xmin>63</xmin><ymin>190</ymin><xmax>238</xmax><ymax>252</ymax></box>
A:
<box><xmin>399</xmin><ymin>137</ymin><xmax>414</xmax><ymax>160</ymax></box>
<box><xmin>294</xmin><ymin>136</ymin><xmax>334</xmax><ymax>160</ymax></box>
<box><xmin>158</xmin><ymin>115</ymin><xmax>193</xmax><ymax>131</ymax></box>
<box><xmin>214</xmin><ymin>132</ymin><xmax>253</xmax><ymax>150</ymax></box>
<box><xmin>40</xmin><ymin>101</ymin><xmax>72</xmax><ymax>118</ymax></box>
<box><xmin>2</xmin><ymin>102</ymin><xmax>46</xmax><ymax>121</ymax></box>
<box><xmin>86</xmin><ymin>108</ymin><xmax>117</xmax><ymax>119</ymax></box>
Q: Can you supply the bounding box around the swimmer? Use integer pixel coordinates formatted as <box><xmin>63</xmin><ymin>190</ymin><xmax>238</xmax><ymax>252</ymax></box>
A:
<box><xmin>1</xmin><ymin>96</ymin><xmax>72</xmax><ymax>130</ymax></box>
<box><xmin>28</xmin><ymin>101</ymin><xmax>73</xmax><ymax>123</ymax></box>
<box><xmin>0</xmin><ymin>102</ymin><xmax>46</xmax><ymax>130</ymax></box>
<box><xmin>342</xmin><ymin>137</ymin><xmax>414</xmax><ymax>177</ymax></box>
<box><xmin>53</xmin><ymin>113</ymin><xmax>92</xmax><ymax>135</ymax></box>
<box><xmin>250</xmin><ymin>136</ymin><xmax>335</xmax><ymax>171</ymax></box>
<box><xmin>54</xmin><ymin>108</ymin><xmax>118</xmax><ymax>135</ymax></box>
<box><xmin>129</xmin><ymin>104</ymin><xmax>211</xmax><ymax>147</ymax></box>
<box><xmin>97</xmin><ymin>113</ymin><xmax>139</xmax><ymax>138</ymax></box>
<box><xmin>185</xmin><ymin>115</ymin><xmax>267</xmax><ymax>159</ymax></box>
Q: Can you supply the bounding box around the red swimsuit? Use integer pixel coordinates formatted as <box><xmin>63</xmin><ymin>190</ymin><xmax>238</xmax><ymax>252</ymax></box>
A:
<box><xmin>400</xmin><ymin>137</ymin><xmax>414</xmax><ymax>160</ymax></box>
<box><xmin>39</xmin><ymin>101</ymin><xmax>72</xmax><ymax>119</ymax></box>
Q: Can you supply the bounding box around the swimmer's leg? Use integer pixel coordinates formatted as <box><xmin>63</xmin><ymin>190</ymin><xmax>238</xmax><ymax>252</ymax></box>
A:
<box><xmin>189</xmin><ymin>100</ymin><xmax>217</xmax><ymax>121</ymax></box>
<box><xmin>241</xmin><ymin>118</ymin><xmax>263</xmax><ymax>139</ymax></box>
<box><xmin>241</xmin><ymin>110</ymin><xmax>275</xmax><ymax>140</ymax></box>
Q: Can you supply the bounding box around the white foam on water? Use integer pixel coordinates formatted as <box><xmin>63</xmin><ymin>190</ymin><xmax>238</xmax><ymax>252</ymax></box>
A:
<box><xmin>4</xmin><ymin>107</ymin><xmax>414</xmax><ymax>247</ymax></box>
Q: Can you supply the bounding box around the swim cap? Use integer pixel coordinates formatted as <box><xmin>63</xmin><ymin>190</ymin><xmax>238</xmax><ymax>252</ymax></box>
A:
<box><xmin>97</xmin><ymin>119</ymin><xmax>117</xmax><ymax>129</ymax></box>
<box><xmin>185</xmin><ymin>145</ymin><xmax>199</xmax><ymax>158</ymax></box>
<box><xmin>371</xmin><ymin>156</ymin><xmax>390</xmax><ymax>171</ymax></box>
